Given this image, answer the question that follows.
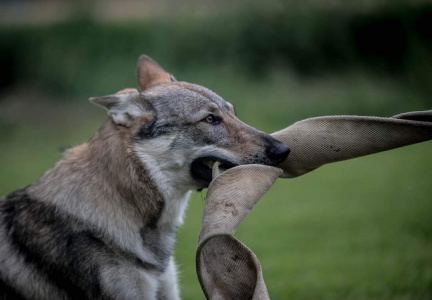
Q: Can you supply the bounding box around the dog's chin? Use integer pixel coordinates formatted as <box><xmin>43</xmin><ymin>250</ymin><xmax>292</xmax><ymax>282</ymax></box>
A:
<box><xmin>190</xmin><ymin>156</ymin><xmax>237</xmax><ymax>189</ymax></box>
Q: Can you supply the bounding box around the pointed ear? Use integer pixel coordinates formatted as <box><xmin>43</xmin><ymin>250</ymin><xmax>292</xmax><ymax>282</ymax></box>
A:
<box><xmin>89</xmin><ymin>89</ymin><xmax>150</xmax><ymax>127</ymax></box>
<box><xmin>137</xmin><ymin>55</ymin><xmax>173</xmax><ymax>91</ymax></box>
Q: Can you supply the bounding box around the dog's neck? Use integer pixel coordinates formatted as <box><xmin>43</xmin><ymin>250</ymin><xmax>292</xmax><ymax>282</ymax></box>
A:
<box><xmin>27</xmin><ymin>120</ymin><xmax>190</xmax><ymax>268</ymax></box>
<box><xmin>28</xmin><ymin>121</ymin><xmax>189</xmax><ymax>238</ymax></box>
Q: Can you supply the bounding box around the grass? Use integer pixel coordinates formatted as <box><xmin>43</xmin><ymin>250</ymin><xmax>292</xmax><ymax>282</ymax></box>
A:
<box><xmin>1</xmin><ymin>69</ymin><xmax>431</xmax><ymax>299</ymax></box>
<box><xmin>176</xmin><ymin>142</ymin><xmax>432</xmax><ymax>299</ymax></box>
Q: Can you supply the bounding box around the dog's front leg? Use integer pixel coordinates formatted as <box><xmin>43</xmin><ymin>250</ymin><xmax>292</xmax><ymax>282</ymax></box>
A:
<box><xmin>157</xmin><ymin>256</ymin><xmax>181</xmax><ymax>300</ymax></box>
<box><xmin>100</xmin><ymin>264</ymin><xmax>159</xmax><ymax>300</ymax></box>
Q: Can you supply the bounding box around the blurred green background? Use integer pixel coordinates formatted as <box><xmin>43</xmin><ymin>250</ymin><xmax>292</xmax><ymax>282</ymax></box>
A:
<box><xmin>0</xmin><ymin>0</ymin><xmax>431</xmax><ymax>299</ymax></box>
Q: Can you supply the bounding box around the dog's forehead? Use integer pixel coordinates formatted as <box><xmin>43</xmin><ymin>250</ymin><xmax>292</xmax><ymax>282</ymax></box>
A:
<box><xmin>144</xmin><ymin>82</ymin><xmax>233</xmax><ymax>111</ymax></box>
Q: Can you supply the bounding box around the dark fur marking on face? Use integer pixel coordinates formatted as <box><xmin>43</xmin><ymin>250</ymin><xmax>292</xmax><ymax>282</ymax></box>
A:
<box><xmin>137</xmin><ymin>117</ymin><xmax>157</xmax><ymax>139</ymax></box>
<box><xmin>136</xmin><ymin>118</ymin><xmax>177</xmax><ymax>140</ymax></box>
<box><xmin>1</xmin><ymin>188</ymin><xmax>167</xmax><ymax>299</ymax></box>
<box><xmin>151</xmin><ymin>123</ymin><xmax>177</xmax><ymax>138</ymax></box>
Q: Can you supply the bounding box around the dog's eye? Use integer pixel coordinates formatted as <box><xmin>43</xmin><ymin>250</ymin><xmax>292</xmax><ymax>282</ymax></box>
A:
<box><xmin>204</xmin><ymin>114</ymin><xmax>221</xmax><ymax>124</ymax></box>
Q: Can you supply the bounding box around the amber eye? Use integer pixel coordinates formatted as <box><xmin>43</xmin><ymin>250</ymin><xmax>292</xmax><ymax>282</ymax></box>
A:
<box><xmin>205</xmin><ymin>114</ymin><xmax>215</xmax><ymax>123</ymax></box>
<box><xmin>203</xmin><ymin>114</ymin><xmax>221</xmax><ymax>125</ymax></box>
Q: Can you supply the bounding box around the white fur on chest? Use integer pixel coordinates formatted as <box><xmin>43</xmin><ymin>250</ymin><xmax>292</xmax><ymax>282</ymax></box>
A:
<box><xmin>158</xmin><ymin>191</ymin><xmax>191</xmax><ymax>227</ymax></box>
<box><xmin>134</xmin><ymin>135</ymin><xmax>193</xmax><ymax>228</ymax></box>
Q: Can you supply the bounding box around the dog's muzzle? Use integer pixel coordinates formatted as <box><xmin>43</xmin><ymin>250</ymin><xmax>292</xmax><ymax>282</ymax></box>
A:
<box><xmin>266</xmin><ymin>140</ymin><xmax>290</xmax><ymax>165</ymax></box>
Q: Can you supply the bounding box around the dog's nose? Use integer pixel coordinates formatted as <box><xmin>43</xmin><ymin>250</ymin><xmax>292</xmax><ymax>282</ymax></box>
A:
<box><xmin>266</xmin><ymin>140</ymin><xmax>290</xmax><ymax>164</ymax></box>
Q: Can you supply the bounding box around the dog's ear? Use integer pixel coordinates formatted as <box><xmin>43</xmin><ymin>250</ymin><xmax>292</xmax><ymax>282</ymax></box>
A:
<box><xmin>137</xmin><ymin>55</ymin><xmax>174</xmax><ymax>91</ymax></box>
<box><xmin>90</xmin><ymin>88</ymin><xmax>153</xmax><ymax>127</ymax></box>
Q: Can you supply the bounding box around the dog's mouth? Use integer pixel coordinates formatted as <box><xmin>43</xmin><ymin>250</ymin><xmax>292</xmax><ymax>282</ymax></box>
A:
<box><xmin>191</xmin><ymin>156</ymin><xmax>237</xmax><ymax>185</ymax></box>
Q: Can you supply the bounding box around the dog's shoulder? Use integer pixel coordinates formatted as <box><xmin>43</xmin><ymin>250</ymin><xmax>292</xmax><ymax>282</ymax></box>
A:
<box><xmin>0</xmin><ymin>187</ymin><xmax>167</xmax><ymax>299</ymax></box>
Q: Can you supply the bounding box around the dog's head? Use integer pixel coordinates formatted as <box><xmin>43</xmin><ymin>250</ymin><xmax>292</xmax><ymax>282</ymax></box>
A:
<box><xmin>90</xmin><ymin>55</ymin><xmax>289</xmax><ymax>191</ymax></box>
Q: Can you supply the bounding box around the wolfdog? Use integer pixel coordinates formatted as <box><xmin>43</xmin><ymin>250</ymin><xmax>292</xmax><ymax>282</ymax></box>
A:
<box><xmin>0</xmin><ymin>55</ymin><xmax>290</xmax><ymax>299</ymax></box>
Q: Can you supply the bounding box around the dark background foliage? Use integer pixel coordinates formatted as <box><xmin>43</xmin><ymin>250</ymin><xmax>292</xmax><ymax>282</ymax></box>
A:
<box><xmin>1</xmin><ymin>1</ymin><xmax>431</xmax><ymax>299</ymax></box>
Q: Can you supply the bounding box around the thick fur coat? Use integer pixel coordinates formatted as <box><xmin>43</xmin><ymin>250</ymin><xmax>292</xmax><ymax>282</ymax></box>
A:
<box><xmin>0</xmin><ymin>55</ymin><xmax>289</xmax><ymax>300</ymax></box>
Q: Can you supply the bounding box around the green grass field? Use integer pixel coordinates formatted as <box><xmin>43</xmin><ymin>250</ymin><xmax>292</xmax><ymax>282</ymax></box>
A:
<box><xmin>1</xmin><ymin>69</ymin><xmax>431</xmax><ymax>299</ymax></box>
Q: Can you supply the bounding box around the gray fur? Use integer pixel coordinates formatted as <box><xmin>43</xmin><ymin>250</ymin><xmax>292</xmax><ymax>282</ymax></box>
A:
<box><xmin>0</xmin><ymin>55</ymin><xmax>289</xmax><ymax>299</ymax></box>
